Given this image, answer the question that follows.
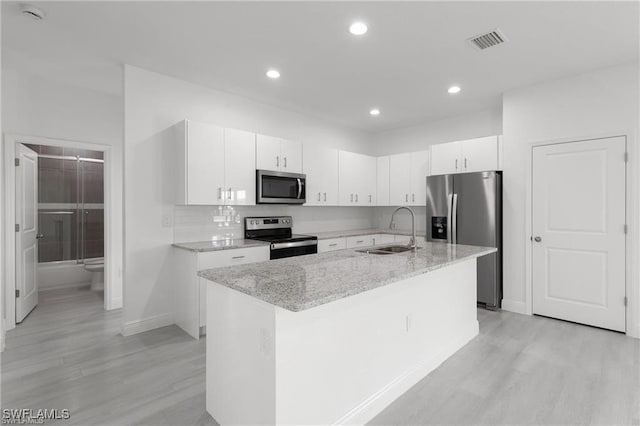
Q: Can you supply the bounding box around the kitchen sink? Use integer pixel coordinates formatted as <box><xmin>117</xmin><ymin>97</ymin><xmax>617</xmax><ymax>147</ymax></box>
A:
<box><xmin>356</xmin><ymin>245</ymin><xmax>422</xmax><ymax>255</ymax></box>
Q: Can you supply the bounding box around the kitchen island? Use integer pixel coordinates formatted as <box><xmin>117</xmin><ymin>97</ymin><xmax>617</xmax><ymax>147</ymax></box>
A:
<box><xmin>199</xmin><ymin>242</ymin><xmax>496</xmax><ymax>425</ymax></box>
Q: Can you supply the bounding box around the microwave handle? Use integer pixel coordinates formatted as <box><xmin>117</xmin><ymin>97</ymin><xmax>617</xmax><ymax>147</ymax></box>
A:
<box><xmin>297</xmin><ymin>178</ymin><xmax>304</xmax><ymax>199</ymax></box>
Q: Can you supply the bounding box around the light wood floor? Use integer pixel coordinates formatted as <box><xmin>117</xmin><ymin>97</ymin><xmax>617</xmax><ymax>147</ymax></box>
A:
<box><xmin>2</xmin><ymin>287</ymin><xmax>638</xmax><ymax>425</ymax></box>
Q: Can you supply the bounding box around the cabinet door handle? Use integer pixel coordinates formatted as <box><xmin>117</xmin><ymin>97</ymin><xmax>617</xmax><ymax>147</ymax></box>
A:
<box><xmin>464</xmin><ymin>158</ymin><xmax>468</xmax><ymax>169</ymax></box>
<box><xmin>455</xmin><ymin>159</ymin><xmax>458</xmax><ymax>170</ymax></box>
<box><xmin>350</xmin><ymin>194</ymin><xmax>353</xmax><ymax>202</ymax></box>
<box><xmin>412</xmin><ymin>193</ymin><xmax>415</xmax><ymax>202</ymax></box>
<box><xmin>228</xmin><ymin>188</ymin><xmax>232</xmax><ymax>200</ymax></box>
<box><xmin>276</xmin><ymin>156</ymin><xmax>280</xmax><ymax>167</ymax></box>
<box><xmin>369</xmin><ymin>194</ymin><xmax>372</xmax><ymax>203</ymax></box>
<box><xmin>405</xmin><ymin>194</ymin><xmax>408</xmax><ymax>202</ymax></box>
<box><xmin>355</xmin><ymin>194</ymin><xmax>358</xmax><ymax>202</ymax></box>
<box><xmin>317</xmin><ymin>192</ymin><xmax>321</xmax><ymax>201</ymax></box>
<box><xmin>218</xmin><ymin>187</ymin><xmax>222</xmax><ymax>200</ymax></box>
<box><xmin>356</xmin><ymin>240</ymin><xmax>364</xmax><ymax>243</ymax></box>
<box><xmin>232</xmin><ymin>255</ymin><xmax>245</xmax><ymax>259</ymax></box>
<box><xmin>284</xmin><ymin>157</ymin><xmax>287</xmax><ymax>168</ymax></box>
<box><xmin>329</xmin><ymin>243</ymin><xmax>338</xmax><ymax>247</ymax></box>
<box><xmin>323</xmin><ymin>192</ymin><xmax>327</xmax><ymax>202</ymax></box>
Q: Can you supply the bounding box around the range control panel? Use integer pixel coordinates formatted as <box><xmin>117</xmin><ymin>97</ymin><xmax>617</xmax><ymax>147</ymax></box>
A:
<box><xmin>245</xmin><ymin>216</ymin><xmax>293</xmax><ymax>230</ymax></box>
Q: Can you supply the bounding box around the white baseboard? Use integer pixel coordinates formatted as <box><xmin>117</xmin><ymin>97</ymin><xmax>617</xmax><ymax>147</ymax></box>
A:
<box><xmin>122</xmin><ymin>312</ymin><xmax>174</xmax><ymax>336</ymax></box>
<box><xmin>334</xmin><ymin>321</ymin><xmax>479</xmax><ymax>425</ymax></box>
<box><xmin>628</xmin><ymin>323</ymin><xmax>640</xmax><ymax>339</ymax></box>
<box><xmin>502</xmin><ymin>299</ymin><xmax>527</xmax><ymax>315</ymax></box>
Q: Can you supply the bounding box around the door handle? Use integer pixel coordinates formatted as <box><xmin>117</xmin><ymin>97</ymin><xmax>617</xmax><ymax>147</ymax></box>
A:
<box><xmin>350</xmin><ymin>194</ymin><xmax>353</xmax><ymax>203</ymax></box>
<box><xmin>276</xmin><ymin>156</ymin><xmax>280</xmax><ymax>167</ymax></box>
<box><xmin>447</xmin><ymin>194</ymin><xmax>453</xmax><ymax>243</ymax></box>
<box><xmin>284</xmin><ymin>157</ymin><xmax>287</xmax><ymax>168</ymax></box>
<box><xmin>217</xmin><ymin>187</ymin><xmax>222</xmax><ymax>200</ymax></box>
<box><xmin>297</xmin><ymin>179</ymin><xmax>303</xmax><ymax>200</ymax></box>
<box><xmin>405</xmin><ymin>194</ymin><xmax>408</xmax><ymax>202</ymax></box>
<box><xmin>534</xmin><ymin>236</ymin><xmax>542</xmax><ymax>242</ymax></box>
<box><xmin>317</xmin><ymin>192</ymin><xmax>321</xmax><ymax>202</ymax></box>
<box><xmin>452</xmin><ymin>193</ymin><xmax>458</xmax><ymax>243</ymax></box>
<box><xmin>36</xmin><ymin>233</ymin><xmax>45</xmax><ymax>239</ymax></box>
<box><xmin>228</xmin><ymin>188</ymin><xmax>232</xmax><ymax>200</ymax></box>
<box><xmin>323</xmin><ymin>192</ymin><xmax>326</xmax><ymax>202</ymax></box>
<box><xmin>464</xmin><ymin>158</ymin><xmax>468</xmax><ymax>169</ymax></box>
<box><xmin>355</xmin><ymin>194</ymin><xmax>358</xmax><ymax>203</ymax></box>
<box><xmin>412</xmin><ymin>193</ymin><xmax>415</xmax><ymax>203</ymax></box>
<box><xmin>369</xmin><ymin>194</ymin><xmax>372</xmax><ymax>203</ymax></box>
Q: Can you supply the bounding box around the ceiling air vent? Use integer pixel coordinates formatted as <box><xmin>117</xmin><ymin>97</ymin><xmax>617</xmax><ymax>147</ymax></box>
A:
<box><xmin>467</xmin><ymin>29</ymin><xmax>507</xmax><ymax>50</ymax></box>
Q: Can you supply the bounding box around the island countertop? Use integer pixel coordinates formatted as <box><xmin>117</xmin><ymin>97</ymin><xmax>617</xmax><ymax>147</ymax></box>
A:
<box><xmin>198</xmin><ymin>242</ymin><xmax>496</xmax><ymax>312</ymax></box>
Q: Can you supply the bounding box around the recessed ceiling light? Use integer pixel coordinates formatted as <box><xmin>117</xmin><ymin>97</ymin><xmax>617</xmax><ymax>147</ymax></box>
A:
<box><xmin>266</xmin><ymin>69</ymin><xmax>280</xmax><ymax>79</ymax></box>
<box><xmin>20</xmin><ymin>4</ymin><xmax>45</xmax><ymax>20</ymax></box>
<box><xmin>349</xmin><ymin>22</ymin><xmax>368</xmax><ymax>36</ymax></box>
<box><xmin>448</xmin><ymin>86</ymin><xmax>461</xmax><ymax>94</ymax></box>
<box><xmin>369</xmin><ymin>108</ymin><xmax>380</xmax><ymax>116</ymax></box>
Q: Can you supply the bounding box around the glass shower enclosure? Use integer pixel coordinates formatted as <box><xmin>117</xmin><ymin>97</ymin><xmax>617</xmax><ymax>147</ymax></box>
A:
<box><xmin>26</xmin><ymin>145</ymin><xmax>104</xmax><ymax>264</ymax></box>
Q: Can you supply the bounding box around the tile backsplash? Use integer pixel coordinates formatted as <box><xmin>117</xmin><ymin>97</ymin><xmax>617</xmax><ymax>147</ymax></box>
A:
<box><xmin>173</xmin><ymin>205</ymin><xmax>377</xmax><ymax>243</ymax></box>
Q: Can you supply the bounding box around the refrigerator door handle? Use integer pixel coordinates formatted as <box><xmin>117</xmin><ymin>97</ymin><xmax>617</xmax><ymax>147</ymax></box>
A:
<box><xmin>447</xmin><ymin>194</ymin><xmax>453</xmax><ymax>243</ymax></box>
<box><xmin>452</xmin><ymin>193</ymin><xmax>458</xmax><ymax>243</ymax></box>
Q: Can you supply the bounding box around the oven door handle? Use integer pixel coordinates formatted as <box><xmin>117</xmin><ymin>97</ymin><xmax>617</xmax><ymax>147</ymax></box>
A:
<box><xmin>271</xmin><ymin>240</ymin><xmax>317</xmax><ymax>250</ymax></box>
<box><xmin>297</xmin><ymin>178</ymin><xmax>303</xmax><ymax>199</ymax></box>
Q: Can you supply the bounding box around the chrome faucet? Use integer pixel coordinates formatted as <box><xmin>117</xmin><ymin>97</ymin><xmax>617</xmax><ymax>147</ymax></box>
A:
<box><xmin>389</xmin><ymin>206</ymin><xmax>417</xmax><ymax>249</ymax></box>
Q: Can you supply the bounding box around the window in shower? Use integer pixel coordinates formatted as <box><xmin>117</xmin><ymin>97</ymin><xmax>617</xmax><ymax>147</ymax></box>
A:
<box><xmin>25</xmin><ymin>144</ymin><xmax>104</xmax><ymax>263</ymax></box>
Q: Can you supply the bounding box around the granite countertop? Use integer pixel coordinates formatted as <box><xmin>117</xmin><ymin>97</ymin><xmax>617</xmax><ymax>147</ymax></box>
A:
<box><xmin>313</xmin><ymin>228</ymin><xmax>427</xmax><ymax>240</ymax></box>
<box><xmin>172</xmin><ymin>239</ymin><xmax>269</xmax><ymax>252</ymax></box>
<box><xmin>198</xmin><ymin>242</ymin><xmax>496</xmax><ymax>312</ymax></box>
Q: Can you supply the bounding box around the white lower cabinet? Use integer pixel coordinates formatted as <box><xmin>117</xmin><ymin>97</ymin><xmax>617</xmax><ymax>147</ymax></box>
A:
<box><xmin>318</xmin><ymin>238</ymin><xmax>347</xmax><ymax>253</ymax></box>
<box><xmin>346</xmin><ymin>235</ymin><xmax>376</xmax><ymax>248</ymax></box>
<box><xmin>174</xmin><ymin>245</ymin><xmax>270</xmax><ymax>339</ymax></box>
<box><xmin>373</xmin><ymin>234</ymin><xmax>395</xmax><ymax>245</ymax></box>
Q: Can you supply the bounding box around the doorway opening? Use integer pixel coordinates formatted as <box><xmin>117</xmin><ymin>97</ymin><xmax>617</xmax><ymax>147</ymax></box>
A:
<box><xmin>16</xmin><ymin>143</ymin><xmax>106</xmax><ymax>323</ymax></box>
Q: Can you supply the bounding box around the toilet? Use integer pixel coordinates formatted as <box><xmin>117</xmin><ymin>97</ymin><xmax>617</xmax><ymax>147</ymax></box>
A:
<box><xmin>84</xmin><ymin>258</ymin><xmax>104</xmax><ymax>291</ymax></box>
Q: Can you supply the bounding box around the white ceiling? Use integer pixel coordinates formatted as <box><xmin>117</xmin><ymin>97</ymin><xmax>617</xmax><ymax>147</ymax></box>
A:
<box><xmin>2</xmin><ymin>1</ymin><xmax>638</xmax><ymax>132</ymax></box>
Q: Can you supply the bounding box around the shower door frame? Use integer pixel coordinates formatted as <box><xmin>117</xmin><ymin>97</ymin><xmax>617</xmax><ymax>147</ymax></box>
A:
<box><xmin>3</xmin><ymin>134</ymin><xmax>120</xmax><ymax>333</ymax></box>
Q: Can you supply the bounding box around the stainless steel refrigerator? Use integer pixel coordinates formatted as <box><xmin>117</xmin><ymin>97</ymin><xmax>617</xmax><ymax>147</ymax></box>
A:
<box><xmin>426</xmin><ymin>171</ymin><xmax>502</xmax><ymax>309</ymax></box>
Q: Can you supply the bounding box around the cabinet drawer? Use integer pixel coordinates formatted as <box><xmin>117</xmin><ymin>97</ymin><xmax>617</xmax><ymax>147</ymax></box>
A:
<box><xmin>346</xmin><ymin>235</ymin><xmax>375</xmax><ymax>248</ymax></box>
<box><xmin>318</xmin><ymin>238</ymin><xmax>346</xmax><ymax>253</ymax></box>
<box><xmin>373</xmin><ymin>234</ymin><xmax>395</xmax><ymax>246</ymax></box>
<box><xmin>198</xmin><ymin>246</ymin><xmax>270</xmax><ymax>269</ymax></box>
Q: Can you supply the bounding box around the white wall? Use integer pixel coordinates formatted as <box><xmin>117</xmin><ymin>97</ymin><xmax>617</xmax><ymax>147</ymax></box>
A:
<box><xmin>372</xmin><ymin>107</ymin><xmax>503</xmax><ymax>156</ymax></box>
<box><xmin>123</xmin><ymin>65</ymin><xmax>372</xmax><ymax>335</ymax></box>
<box><xmin>1</xmin><ymin>69</ymin><xmax>124</xmax><ymax>316</ymax></box>
<box><xmin>501</xmin><ymin>61</ymin><xmax>639</xmax><ymax>335</ymax></box>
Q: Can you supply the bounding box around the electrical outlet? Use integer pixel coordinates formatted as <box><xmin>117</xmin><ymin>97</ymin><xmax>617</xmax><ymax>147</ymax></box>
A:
<box><xmin>162</xmin><ymin>214</ymin><xmax>172</xmax><ymax>227</ymax></box>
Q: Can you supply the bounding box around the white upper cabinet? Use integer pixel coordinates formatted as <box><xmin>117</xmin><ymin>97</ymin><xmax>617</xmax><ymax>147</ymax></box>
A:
<box><xmin>430</xmin><ymin>136</ymin><xmax>501</xmax><ymax>175</ymax></box>
<box><xmin>459</xmin><ymin>136</ymin><xmax>500</xmax><ymax>173</ymax></box>
<box><xmin>389</xmin><ymin>151</ymin><xmax>427</xmax><ymax>206</ymax></box>
<box><xmin>376</xmin><ymin>156</ymin><xmax>390</xmax><ymax>206</ymax></box>
<box><xmin>430</xmin><ymin>141</ymin><xmax>462</xmax><ymax>176</ymax></box>
<box><xmin>175</xmin><ymin>120</ymin><xmax>256</xmax><ymax>206</ymax></box>
<box><xmin>338</xmin><ymin>151</ymin><xmax>376</xmax><ymax>206</ymax></box>
<box><xmin>281</xmin><ymin>139</ymin><xmax>303</xmax><ymax>173</ymax></box>
<box><xmin>256</xmin><ymin>134</ymin><xmax>303</xmax><ymax>173</ymax></box>
<box><xmin>224</xmin><ymin>128</ymin><xmax>256</xmax><ymax>205</ymax></box>
<box><xmin>181</xmin><ymin>120</ymin><xmax>225</xmax><ymax>205</ymax></box>
<box><xmin>389</xmin><ymin>153</ymin><xmax>412</xmax><ymax>205</ymax></box>
<box><xmin>410</xmin><ymin>150</ymin><xmax>429</xmax><ymax>206</ymax></box>
<box><xmin>304</xmin><ymin>144</ymin><xmax>339</xmax><ymax>206</ymax></box>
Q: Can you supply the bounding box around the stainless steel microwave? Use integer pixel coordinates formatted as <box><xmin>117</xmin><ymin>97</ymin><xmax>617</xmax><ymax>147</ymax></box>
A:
<box><xmin>256</xmin><ymin>170</ymin><xmax>306</xmax><ymax>204</ymax></box>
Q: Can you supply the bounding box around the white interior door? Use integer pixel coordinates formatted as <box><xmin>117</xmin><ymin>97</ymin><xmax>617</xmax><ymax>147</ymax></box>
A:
<box><xmin>532</xmin><ymin>137</ymin><xmax>626</xmax><ymax>332</ymax></box>
<box><xmin>16</xmin><ymin>144</ymin><xmax>39</xmax><ymax>323</ymax></box>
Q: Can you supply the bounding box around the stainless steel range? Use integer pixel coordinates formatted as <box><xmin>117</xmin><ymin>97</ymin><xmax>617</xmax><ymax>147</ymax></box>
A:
<box><xmin>245</xmin><ymin>216</ymin><xmax>317</xmax><ymax>259</ymax></box>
